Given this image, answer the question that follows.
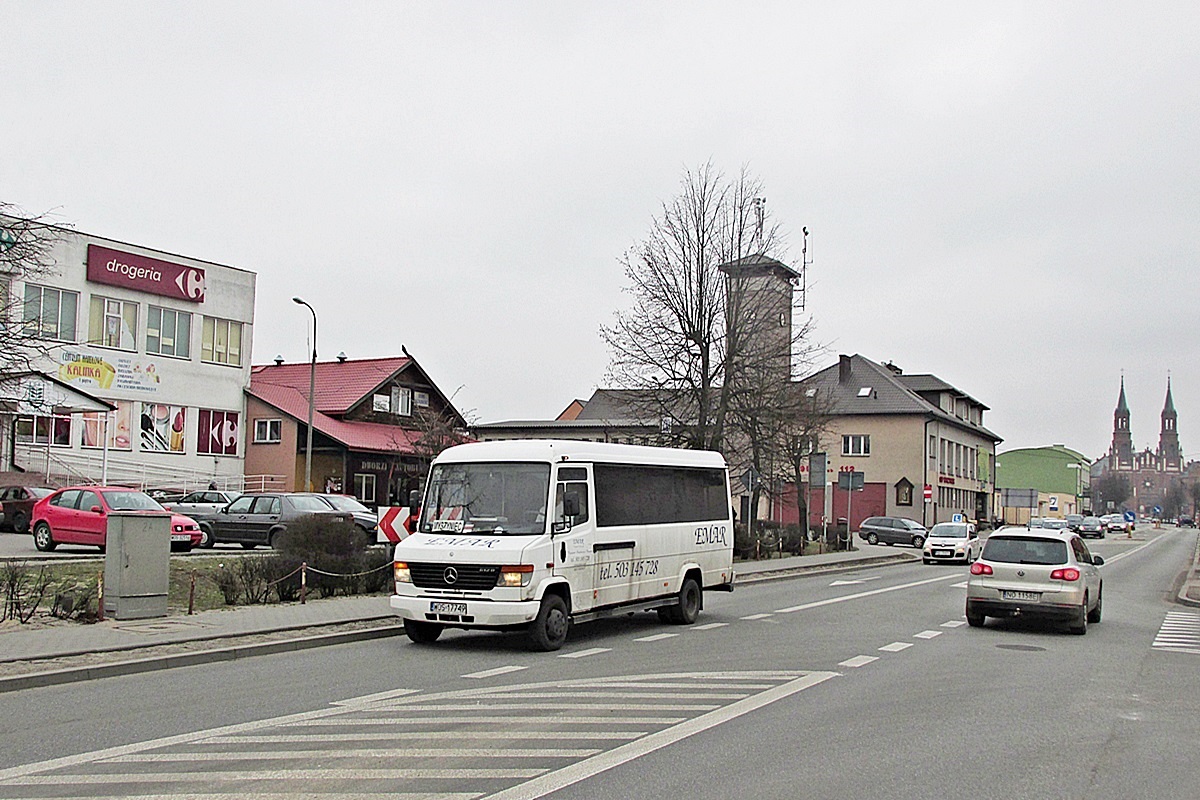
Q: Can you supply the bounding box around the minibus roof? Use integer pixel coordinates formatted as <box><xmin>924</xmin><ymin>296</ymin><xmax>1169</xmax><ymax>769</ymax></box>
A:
<box><xmin>434</xmin><ymin>439</ymin><xmax>728</xmax><ymax>469</ymax></box>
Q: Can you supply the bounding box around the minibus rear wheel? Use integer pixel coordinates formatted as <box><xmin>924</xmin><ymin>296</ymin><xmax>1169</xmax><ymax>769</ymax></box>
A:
<box><xmin>660</xmin><ymin>577</ymin><xmax>701</xmax><ymax>625</ymax></box>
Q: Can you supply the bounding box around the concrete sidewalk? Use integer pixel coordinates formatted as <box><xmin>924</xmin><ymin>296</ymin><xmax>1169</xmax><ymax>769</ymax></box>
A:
<box><xmin>0</xmin><ymin>545</ymin><xmax>913</xmax><ymax>692</ymax></box>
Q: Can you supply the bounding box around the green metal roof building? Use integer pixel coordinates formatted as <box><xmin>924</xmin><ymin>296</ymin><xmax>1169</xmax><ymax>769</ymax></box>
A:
<box><xmin>995</xmin><ymin>445</ymin><xmax>1092</xmax><ymax>521</ymax></box>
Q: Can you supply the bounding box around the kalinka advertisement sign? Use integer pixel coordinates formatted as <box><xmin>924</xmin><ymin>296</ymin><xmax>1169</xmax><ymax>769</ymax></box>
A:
<box><xmin>86</xmin><ymin>244</ymin><xmax>206</xmax><ymax>303</ymax></box>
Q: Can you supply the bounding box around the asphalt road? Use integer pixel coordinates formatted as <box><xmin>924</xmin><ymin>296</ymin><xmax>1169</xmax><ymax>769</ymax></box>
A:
<box><xmin>0</xmin><ymin>528</ymin><xmax>1196</xmax><ymax>799</ymax></box>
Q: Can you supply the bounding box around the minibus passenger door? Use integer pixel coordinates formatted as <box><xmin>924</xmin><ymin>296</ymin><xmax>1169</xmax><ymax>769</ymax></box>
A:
<box><xmin>552</xmin><ymin>468</ymin><xmax>594</xmax><ymax>613</ymax></box>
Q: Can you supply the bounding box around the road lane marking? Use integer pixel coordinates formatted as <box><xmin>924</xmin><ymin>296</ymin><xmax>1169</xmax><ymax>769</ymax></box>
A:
<box><xmin>775</xmin><ymin>573</ymin><xmax>962</xmax><ymax>614</ymax></box>
<box><xmin>202</xmin><ymin>731</ymin><xmax>647</xmax><ymax>743</ymax></box>
<box><xmin>6</xmin><ymin>768</ymin><xmax>548</xmax><ymax>784</ymax></box>
<box><xmin>482</xmin><ymin>671</ymin><xmax>839</xmax><ymax>800</ymax></box>
<box><xmin>464</xmin><ymin>665</ymin><xmax>528</xmax><ymax>679</ymax></box>
<box><xmin>557</xmin><ymin>647</ymin><xmax>611</xmax><ymax>659</ymax></box>
<box><xmin>692</xmin><ymin>622</ymin><xmax>728</xmax><ymax>630</ymax></box>
<box><xmin>740</xmin><ymin>613</ymin><xmax>772</xmax><ymax>620</ymax></box>
<box><xmin>941</xmin><ymin>620</ymin><xmax>966</xmax><ymax>628</ymax></box>
<box><xmin>105</xmin><ymin>747</ymin><xmax>602</xmax><ymax>762</ymax></box>
<box><xmin>879</xmin><ymin>642</ymin><xmax>912</xmax><ymax>652</ymax></box>
<box><xmin>913</xmin><ymin>630</ymin><xmax>942</xmax><ymax>639</ymax></box>
<box><xmin>839</xmin><ymin>656</ymin><xmax>879</xmax><ymax>668</ymax></box>
<box><xmin>634</xmin><ymin>632</ymin><xmax>678</xmax><ymax>642</ymax></box>
<box><xmin>330</xmin><ymin>688</ymin><xmax>420</xmax><ymax>706</ymax></box>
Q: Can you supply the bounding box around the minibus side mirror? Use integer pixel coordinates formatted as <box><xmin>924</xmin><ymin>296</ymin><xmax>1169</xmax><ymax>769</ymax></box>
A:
<box><xmin>408</xmin><ymin>489</ymin><xmax>422</xmax><ymax>515</ymax></box>
<box><xmin>562</xmin><ymin>491</ymin><xmax>580</xmax><ymax>519</ymax></box>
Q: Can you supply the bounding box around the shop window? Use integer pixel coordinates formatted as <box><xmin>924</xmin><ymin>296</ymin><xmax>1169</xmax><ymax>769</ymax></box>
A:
<box><xmin>140</xmin><ymin>403</ymin><xmax>186</xmax><ymax>452</ymax></box>
<box><xmin>147</xmin><ymin>306</ymin><xmax>192</xmax><ymax>358</ymax></box>
<box><xmin>23</xmin><ymin>284</ymin><xmax>79</xmax><ymax>342</ymax></box>
<box><xmin>354</xmin><ymin>473</ymin><xmax>377</xmax><ymax>503</ymax></box>
<box><xmin>197</xmin><ymin>409</ymin><xmax>239</xmax><ymax>456</ymax></box>
<box><xmin>201</xmin><ymin>317</ymin><xmax>243</xmax><ymax>366</ymax></box>
<box><xmin>88</xmin><ymin>296</ymin><xmax>138</xmax><ymax>350</ymax></box>
<box><xmin>81</xmin><ymin>402</ymin><xmax>134</xmax><ymax>450</ymax></box>
<box><xmin>15</xmin><ymin>414</ymin><xmax>71</xmax><ymax>446</ymax></box>
<box><xmin>254</xmin><ymin>418</ymin><xmax>282</xmax><ymax>443</ymax></box>
<box><xmin>842</xmin><ymin>434</ymin><xmax>870</xmax><ymax>456</ymax></box>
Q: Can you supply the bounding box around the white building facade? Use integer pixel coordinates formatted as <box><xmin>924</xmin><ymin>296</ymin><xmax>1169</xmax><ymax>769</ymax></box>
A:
<box><xmin>9</xmin><ymin>224</ymin><xmax>255</xmax><ymax>490</ymax></box>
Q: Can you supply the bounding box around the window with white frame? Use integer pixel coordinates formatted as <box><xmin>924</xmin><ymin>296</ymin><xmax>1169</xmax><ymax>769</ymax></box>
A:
<box><xmin>201</xmin><ymin>316</ymin><xmax>243</xmax><ymax>366</ymax></box>
<box><xmin>842</xmin><ymin>434</ymin><xmax>870</xmax><ymax>456</ymax></box>
<box><xmin>88</xmin><ymin>295</ymin><xmax>138</xmax><ymax>350</ymax></box>
<box><xmin>14</xmin><ymin>414</ymin><xmax>71</xmax><ymax>446</ymax></box>
<box><xmin>253</xmin><ymin>418</ymin><xmax>282</xmax><ymax>443</ymax></box>
<box><xmin>391</xmin><ymin>386</ymin><xmax>412</xmax><ymax>416</ymax></box>
<box><xmin>146</xmin><ymin>306</ymin><xmax>192</xmax><ymax>358</ymax></box>
<box><xmin>354</xmin><ymin>473</ymin><xmax>376</xmax><ymax>503</ymax></box>
<box><xmin>23</xmin><ymin>284</ymin><xmax>79</xmax><ymax>342</ymax></box>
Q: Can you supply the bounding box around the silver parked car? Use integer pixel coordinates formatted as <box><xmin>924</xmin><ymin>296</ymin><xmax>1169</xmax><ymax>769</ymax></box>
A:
<box><xmin>922</xmin><ymin>522</ymin><xmax>982</xmax><ymax>564</ymax></box>
<box><xmin>858</xmin><ymin>516</ymin><xmax>927</xmax><ymax>548</ymax></box>
<box><xmin>966</xmin><ymin>526</ymin><xmax>1104</xmax><ymax>635</ymax></box>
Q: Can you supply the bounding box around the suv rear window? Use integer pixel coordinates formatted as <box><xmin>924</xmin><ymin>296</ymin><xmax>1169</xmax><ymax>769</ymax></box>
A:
<box><xmin>982</xmin><ymin>536</ymin><xmax>1068</xmax><ymax>565</ymax></box>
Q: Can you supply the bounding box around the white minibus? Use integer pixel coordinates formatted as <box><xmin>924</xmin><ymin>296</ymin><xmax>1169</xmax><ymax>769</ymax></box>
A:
<box><xmin>390</xmin><ymin>439</ymin><xmax>735</xmax><ymax>650</ymax></box>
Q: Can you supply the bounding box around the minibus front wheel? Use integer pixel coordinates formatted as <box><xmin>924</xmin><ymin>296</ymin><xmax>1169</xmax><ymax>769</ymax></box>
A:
<box><xmin>529</xmin><ymin>594</ymin><xmax>569</xmax><ymax>651</ymax></box>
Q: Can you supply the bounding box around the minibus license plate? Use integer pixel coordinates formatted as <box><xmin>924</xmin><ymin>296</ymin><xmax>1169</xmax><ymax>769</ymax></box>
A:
<box><xmin>430</xmin><ymin>601</ymin><xmax>467</xmax><ymax>614</ymax></box>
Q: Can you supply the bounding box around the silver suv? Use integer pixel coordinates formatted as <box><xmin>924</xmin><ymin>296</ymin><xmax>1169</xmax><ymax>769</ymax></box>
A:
<box><xmin>966</xmin><ymin>526</ymin><xmax>1104</xmax><ymax>635</ymax></box>
<box><xmin>858</xmin><ymin>516</ymin><xmax>927</xmax><ymax>548</ymax></box>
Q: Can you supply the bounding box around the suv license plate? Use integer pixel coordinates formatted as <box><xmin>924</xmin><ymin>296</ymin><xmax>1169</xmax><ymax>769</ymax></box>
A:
<box><xmin>933</xmin><ymin>550</ymin><xmax>951</xmax><ymax>557</ymax></box>
<box><xmin>1002</xmin><ymin>590</ymin><xmax>1040</xmax><ymax>602</ymax></box>
<box><xmin>430</xmin><ymin>601</ymin><xmax>467</xmax><ymax>615</ymax></box>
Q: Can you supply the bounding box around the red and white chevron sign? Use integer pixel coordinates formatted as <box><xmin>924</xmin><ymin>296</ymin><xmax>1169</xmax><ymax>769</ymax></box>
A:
<box><xmin>377</xmin><ymin>506</ymin><xmax>416</xmax><ymax>543</ymax></box>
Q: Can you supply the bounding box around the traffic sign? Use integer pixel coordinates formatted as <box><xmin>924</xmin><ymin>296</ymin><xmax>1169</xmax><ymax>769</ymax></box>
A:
<box><xmin>923</xmin><ymin>484</ymin><xmax>933</xmax><ymax>503</ymax></box>
<box><xmin>1123</xmin><ymin>510</ymin><xmax>1136</xmax><ymax>523</ymax></box>
<box><xmin>378</xmin><ymin>506</ymin><xmax>416</xmax><ymax>543</ymax></box>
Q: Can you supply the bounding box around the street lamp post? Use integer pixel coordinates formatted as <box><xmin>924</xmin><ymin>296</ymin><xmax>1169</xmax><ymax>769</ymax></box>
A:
<box><xmin>292</xmin><ymin>297</ymin><xmax>317</xmax><ymax>492</ymax></box>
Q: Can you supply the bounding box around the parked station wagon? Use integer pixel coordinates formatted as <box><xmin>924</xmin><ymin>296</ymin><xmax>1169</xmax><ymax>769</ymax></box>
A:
<box><xmin>858</xmin><ymin>516</ymin><xmax>928</xmax><ymax>548</ymax></box>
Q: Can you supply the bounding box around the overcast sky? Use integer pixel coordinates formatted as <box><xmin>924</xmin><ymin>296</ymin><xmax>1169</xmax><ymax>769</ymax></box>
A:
<box><xmin>3</xmin><ymin>2</ymin><xmax>1197</xmax><ymax>461</ymax></box>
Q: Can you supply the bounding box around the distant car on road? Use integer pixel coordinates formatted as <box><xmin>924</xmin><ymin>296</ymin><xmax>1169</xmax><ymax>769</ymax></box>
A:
<box><xmin>189</xmin><ymin>492</ymin><xmax>353</xmax><ymax>549</ymax></box>
<box><xmin>1078</xmin><ymin>516</ymin><xmax>1105</xmax><ymax>538</ymax></box>
<box><xmin>31</xmin><ymin>487</ymin><xmax>202</xmax><ymax>552</ymax></box>
<box><xmin>162</xmin><ymin>490</ymin><xmax>242</xmax><ymax>545</ymax></box>
<box><xmin>1103</xmin><ymin>514</ymin><xmax>1132</xmax><ymax>534</ymax></box>
<box><xmin>0</xmin><ymin>485</ymin><xmax>55</xmax><ymax>534</ymax></box>
<box><xmin>316</xmin><ymin>494</ymin><xmax>378</xmax><ymax>534</ymax></box>
<box><xmin>858</xmin><ymin>516</ymin><xmax>927</xmax><ymax>548</ymax></box>
<box><xmin>1065</xmin><ymin>514</ymin><xmax>1085</xmax><ymax>532</ymax></box>
<box><xmin>1178</xmin><ymin>516</ymin><xmax>1196</xmax><ymax>528</ymax></box>
<box><xmin>922</xmin><ymin>521</ymin><xmax>982</xmax><ymax>564</ymax></box>
<box><xmin>966</xmin><ymin>526</ymin><xmax>1104</xmax><ymax>635</ymax></box>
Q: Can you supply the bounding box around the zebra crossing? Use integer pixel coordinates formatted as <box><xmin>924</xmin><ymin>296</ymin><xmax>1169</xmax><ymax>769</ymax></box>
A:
<box><xmin>1152</xmin><ymin>610</ymin><xmax>1200</xmax><ymax>654</ymax></box>
<box><xmin>0</xmin><ymin>670</ymin><xmax>836</xmax><ymax>800</ymax></box>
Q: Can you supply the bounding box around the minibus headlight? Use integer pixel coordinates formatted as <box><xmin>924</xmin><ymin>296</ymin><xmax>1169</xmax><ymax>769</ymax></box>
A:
<box><xmin>498</xmin><ymin>564</ymin><xmax>534</xmax><ymax>587</ymax></box>
<box><xmin>394</xmin><ymin>562</ymin><xmax>412</xmax><ymax>584</ymax></box>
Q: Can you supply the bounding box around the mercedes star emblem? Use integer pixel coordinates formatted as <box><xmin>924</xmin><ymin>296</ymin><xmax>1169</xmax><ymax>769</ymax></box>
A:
<box><xmin>443</xmin><ymin>566</ymin><xmax>458</xmax><ymax>585</ymax></box>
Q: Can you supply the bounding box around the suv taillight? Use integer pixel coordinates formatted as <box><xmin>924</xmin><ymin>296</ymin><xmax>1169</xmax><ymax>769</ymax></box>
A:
<box><xmin>970</xmin><ymin>562</ymin><xmax>992</xmax><ymax>575</ymax></box>
<box><xmin>1051</xmin><ymin>567</ymin><xmax>1081</xmax><ymax>581</ymax></box>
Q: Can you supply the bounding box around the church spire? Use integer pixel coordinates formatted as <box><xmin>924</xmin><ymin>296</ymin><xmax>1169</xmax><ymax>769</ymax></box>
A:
<box><xmin>1111</xmin><ymin>374</ymin><xmax>1133</xmax><ymax>468</ymax></box>
<box><xmin>1159</xmin><ymin>375</ymin><xmax>1181</xmax><ymax>471</ymax></box>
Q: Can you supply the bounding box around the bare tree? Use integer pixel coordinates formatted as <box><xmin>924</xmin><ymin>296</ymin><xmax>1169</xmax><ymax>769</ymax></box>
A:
<box><xmin>1093</xmin><ymin>472</ymin><xmax>1131</xmax><ymax>512</ymax></box>
<box><xmin>601</xmin><ymin>163</ymin><xmax>803</xmax><ymax>453</ymax></box>
<box><xmin>0</xmin><ymin>202</ymin><xmax>72</xmax><ymax>373</ymax></box>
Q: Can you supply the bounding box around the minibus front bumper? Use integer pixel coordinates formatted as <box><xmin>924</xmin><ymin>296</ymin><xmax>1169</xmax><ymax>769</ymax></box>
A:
<box><xmin>390</xmin><ymin>594</ymin><xmax>541</xmax><ymax>629</ymax></box>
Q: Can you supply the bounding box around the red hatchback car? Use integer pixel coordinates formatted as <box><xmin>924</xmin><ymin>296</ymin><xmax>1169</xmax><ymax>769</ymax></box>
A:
<box><xmin>32</xmin><ymin>486</ymin><xmax>203</xmax><ymax>553</ymax></box>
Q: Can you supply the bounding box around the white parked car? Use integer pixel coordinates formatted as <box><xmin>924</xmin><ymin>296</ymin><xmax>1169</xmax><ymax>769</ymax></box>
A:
<box><xmin>966</xmin><ymin>526</ymin><xmax>1104</xmax><ymax>635</ymax></box>
<box><xmin>922</xmin><ymin>522</ymin><xmax>983</xmax><ymax>564</ymax></box>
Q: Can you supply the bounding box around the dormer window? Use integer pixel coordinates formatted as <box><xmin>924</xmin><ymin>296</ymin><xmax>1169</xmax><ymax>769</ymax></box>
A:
<box><xmin>857</xmin><ymin>387</ymin><xmax>873</xmax><ymax>398</ymax></box>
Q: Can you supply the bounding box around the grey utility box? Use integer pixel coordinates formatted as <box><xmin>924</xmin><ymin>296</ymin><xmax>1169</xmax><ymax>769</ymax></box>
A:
<box><xmin>104</xmin><ymin>511</ymin><xmax>171</xmax><ymax>620</ymax></box>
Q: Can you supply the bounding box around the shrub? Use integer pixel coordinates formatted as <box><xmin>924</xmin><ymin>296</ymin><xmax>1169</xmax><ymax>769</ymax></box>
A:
<box><xmin>212</xmin><ymin>563</ymin><xmax>240</xmax><ymax>605</ymax></box>
<box><xmin>236</xmin><ymin>556</ymin><xmax>274</xmax><ymax>604</ymax></box>
<box><xmin>273</xmin><ymin>517</ymin><xmax>374</xmax><ymax>598</ymax></box>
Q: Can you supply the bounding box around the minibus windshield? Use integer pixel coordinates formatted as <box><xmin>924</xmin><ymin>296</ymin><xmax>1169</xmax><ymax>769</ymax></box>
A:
<box><xmin>420</xmin><ymin>462</ymin><xmax>551</xmax><ymax>535</ymax></box>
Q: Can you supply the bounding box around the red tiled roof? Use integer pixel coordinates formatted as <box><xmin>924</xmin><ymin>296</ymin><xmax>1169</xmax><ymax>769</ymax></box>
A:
<box><xmin>250</xmin><ymin>356</ymin><xmax>410</xmax><ymax>415</ymax></box>
<box><xmin>246</xmin><ymin>381</ymin><xmax>422</xmax><ymax>454</ymax></box>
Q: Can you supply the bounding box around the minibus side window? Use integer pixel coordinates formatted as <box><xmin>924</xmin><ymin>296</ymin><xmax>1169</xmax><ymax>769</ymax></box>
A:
<box><xmin>554</xmin><ymin>467</ymin><xmax>589</xmax><ymax>532</ymax></box>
